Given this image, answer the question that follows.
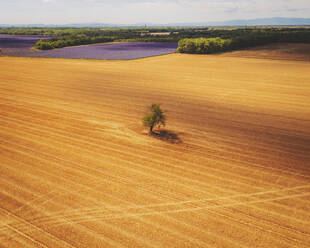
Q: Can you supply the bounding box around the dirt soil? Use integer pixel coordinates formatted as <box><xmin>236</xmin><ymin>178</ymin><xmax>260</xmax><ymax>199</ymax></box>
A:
<box><xmin>221</xmin><ymin>43</ymin><xmax>310</xmax><ymax>61</ymax></box>
<box><xmin>0</xmin><ymin>53</ymin><xmax>309</xmax><ymax>248</ymax></box>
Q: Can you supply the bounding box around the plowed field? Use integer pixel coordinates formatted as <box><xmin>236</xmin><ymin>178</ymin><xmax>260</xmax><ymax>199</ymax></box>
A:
<box><xmin>221</xmin><ymin>43</ymin><xmax>310</xmax><ymax>61</ymax></box>
<box><xmin>0</xmin><ymin>54</ymin><xmax>309</xmax><ymax>248</ymax></box>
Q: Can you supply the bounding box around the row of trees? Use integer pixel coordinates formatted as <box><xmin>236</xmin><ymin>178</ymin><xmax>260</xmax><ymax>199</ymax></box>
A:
<box><xmin>177</xmin><ymin>37</ymin><xmax>232</xmax><ymax>54</ymax></box>
<box><xmin>34</xmin><ymin>36</ymin><xmax>177</xmax><ymax>50</ymax></box>
<box><xmin>177</xmin><ymin>30</ymin><xmax>310</xmax><ymax>54</ymax></box>
<box><xmin>34</xmin><ymin>34</ymin><xmax>114</xmax><ymax>50</ymax></box>
<box><xmin>115</xmin><ymin>37</ymin><xmax>176</xmax><ymax>43</ymax></box>
<box><xmin>0</xmin><ymin>27</ymin><xmax>106</xmax><ymax>36</ymax></box>
<box><xmin>2</xmin><ymin>26</ymin><xmax>310</xmax><ymax>51</ymax></box>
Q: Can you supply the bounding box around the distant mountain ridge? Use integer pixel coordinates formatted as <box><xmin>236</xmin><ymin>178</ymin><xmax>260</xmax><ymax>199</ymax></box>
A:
<box><xmin>206</xmin><ymin>17</ymin><xmax>310</xmax><ymax>26</ymax></box>
<box><xmin>1</xmin><ymin>17</ymin><xmax>310</xmax><ymax>28</ymax></box>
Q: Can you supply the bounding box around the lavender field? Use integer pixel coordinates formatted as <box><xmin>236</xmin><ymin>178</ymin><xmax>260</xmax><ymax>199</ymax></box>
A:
<box><xmin>0</xmin><ymin>35</ymin><xmax>177</xmax><ymax>60</ymax></box>
<box><xmin>0</xmin><ymin>34</ymin><xmax>50</xmax><ymax>49</ymax></box>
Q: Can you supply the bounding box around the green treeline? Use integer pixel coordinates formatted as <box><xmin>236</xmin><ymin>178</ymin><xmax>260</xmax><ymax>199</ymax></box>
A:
<box><xmin>115</xmin><ymin>37</ymin><xmax>177</xmax><ymax>43</ymax></box>
<box><xmin>177</xmin><ymin>37</ymin><xmax>232</xmax><ymax>54</ymax></box>
<box><xmin>34</xmin><ymin>35</ymin><xmax>178</xmax><ymax>50</ymax></box>
<box><xmin>2</xmin><ymin>27</ymin><xmax>310</xmax><ymax>51</ymax></box>
<box><xmin>33</xmin><ymin>28</ymin><xmax>310</xmax><ymax>51</ymax></box>
<box><xmin>177</xmin><ymin>30</ymin><xmax>310</xmax><ymax>54</ymax></box>
<box><xmin>30</xmin><ymin>28</ymin><xmax>181</xmax><ymax>50</ymax></box>
<box><xmin>0</xmin><ymin>27</ymin><xmax>108</xmax><ymax>36</ymax></box>
<box><xmin>34</xmin><ymin>36</ymin><xmax>177</xmax><ymax>50</ymax></box>
<box><xmin>34</xmin><ymin>34</ymin><xmax>114</xmax><ymax>50</ymax></box>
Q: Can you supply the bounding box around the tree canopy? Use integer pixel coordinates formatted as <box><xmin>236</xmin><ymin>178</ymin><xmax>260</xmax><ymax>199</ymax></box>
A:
<box><xmin>177</xmin><ymin>30</ymin><xmax>310</xmax><ymax>54</ymax></box>
<box><xmin>143</xmin><ymin>104</ymin><xmax>166</xmax><ymax>134</ymax></box>
<box><xmin>2</xmin><ymin>26</ymin><xmax>310</xmax><ymax>51</ymax></box>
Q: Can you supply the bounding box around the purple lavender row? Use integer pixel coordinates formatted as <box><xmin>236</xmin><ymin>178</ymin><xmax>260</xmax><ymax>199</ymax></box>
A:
<box><xmin>0</xmin><ymin>35</ymin><xmax>177</xmax><ymax>60</ymax></box>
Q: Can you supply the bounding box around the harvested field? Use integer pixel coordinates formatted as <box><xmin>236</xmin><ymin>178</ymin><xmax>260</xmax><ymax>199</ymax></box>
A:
<box><xmin>0</xmin><ymin>54</ymin><xmax>310</xmax><ymax>247</ymax></box>
<box><xmin>221</xmin><ymin>43</ymin><xmax>310</xmax><ymax>61</ymax></box>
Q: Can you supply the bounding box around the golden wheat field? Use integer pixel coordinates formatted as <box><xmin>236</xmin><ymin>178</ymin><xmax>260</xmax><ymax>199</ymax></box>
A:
<box><xmin>0</xmin><ymin>53</ymin><xmax>310</xmax><ymax>248</ymax></box>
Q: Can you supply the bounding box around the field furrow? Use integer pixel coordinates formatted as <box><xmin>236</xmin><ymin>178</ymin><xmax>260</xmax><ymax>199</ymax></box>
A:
<box><xmin>0</xmin><ymin>54</ymin><xmax>309</xmax><ymax>247</ymax></box>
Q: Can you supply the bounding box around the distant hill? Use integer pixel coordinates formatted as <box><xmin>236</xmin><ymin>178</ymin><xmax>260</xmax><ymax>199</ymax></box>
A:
<box><xmin>205</xmin><ymin>17</ymin><xmax>310</xmax><ymax>26</ymax></box>
<box><xmin>162</xmin><ymin>18</ymin><xmax>310</xmax><ymax>27</ymax></box>
<box><xmin>0</xmin><ymin>23</ymin><xmax>116</xmax><ymax>28</ymax></box>
<box><xmin>1</xmin><ymin>17</ymin><xmax>310</xmax><ymax>28</ymax></box>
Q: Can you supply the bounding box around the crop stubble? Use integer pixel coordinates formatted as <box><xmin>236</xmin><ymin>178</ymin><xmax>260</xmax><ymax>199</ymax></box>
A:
<box><xmin>0</xmin><ymin>53</ymin><xmax>309</xmax><ymax>247</ymax></box>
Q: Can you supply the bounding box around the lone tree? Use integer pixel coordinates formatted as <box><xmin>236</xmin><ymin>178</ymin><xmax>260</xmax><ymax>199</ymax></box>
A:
<box><xmin>143</xmin><ymin>104</ymin><xmax>166</xmax><ymax>134</ymax></box>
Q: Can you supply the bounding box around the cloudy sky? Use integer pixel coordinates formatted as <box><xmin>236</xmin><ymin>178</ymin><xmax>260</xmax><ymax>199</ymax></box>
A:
<box><xmin>1</xmin><ymin>0</ymin><xmax>310</xmax><ymax>24</ymax></box>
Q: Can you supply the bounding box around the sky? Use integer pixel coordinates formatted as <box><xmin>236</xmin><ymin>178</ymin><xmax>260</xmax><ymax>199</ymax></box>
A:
<box><xmin>1</xmin><ymin>0</ymin><xmax>310</xmax><ymax>25</ymax></box>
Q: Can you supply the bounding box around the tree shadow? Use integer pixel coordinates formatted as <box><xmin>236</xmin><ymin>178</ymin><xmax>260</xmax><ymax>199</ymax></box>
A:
<box><xmin>151</xmin><ymin>130</ymin><xmax>182</xmax><ymax>144</ymax></box>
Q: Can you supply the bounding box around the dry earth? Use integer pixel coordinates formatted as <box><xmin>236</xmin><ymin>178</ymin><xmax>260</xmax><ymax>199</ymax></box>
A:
<box><xmin>0</xmin><ymin>52</ymin><xmax>310</xmax><ymax>247</ymax></box>
<box><xmin>221</xmin><ymin>43</ymin><xmax>310</xmax><ymax>61</ymax></box>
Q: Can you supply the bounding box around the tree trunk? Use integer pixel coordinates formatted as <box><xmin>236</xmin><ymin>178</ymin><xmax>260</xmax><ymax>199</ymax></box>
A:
<box><xmin>150</xmin><ymin>124</ymin><xmax>154</xmax><ymax>134</ymax></box>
